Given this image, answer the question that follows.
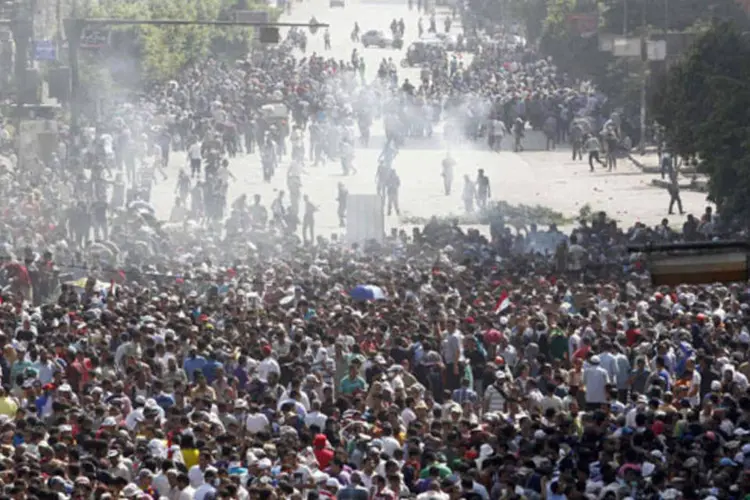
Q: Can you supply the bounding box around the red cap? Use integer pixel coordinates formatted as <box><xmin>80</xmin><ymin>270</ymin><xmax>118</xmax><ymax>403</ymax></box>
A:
<box><xmin>485</xmin><ymin>329</ymin><xmax>503</xmax><ymax>345</ymax></box>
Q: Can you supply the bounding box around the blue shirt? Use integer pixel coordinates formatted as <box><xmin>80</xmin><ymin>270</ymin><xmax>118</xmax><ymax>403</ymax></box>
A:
<box><xmin>34</xmin><ymin>394</ymin><xmax>49</xmax><ymax>416</ymax></box>
<box><xmin>657</xmin><ymin>369</ymin><xmax>672</xmax><ymax>391</ymax></box>
<box><xmin>202</xmin><ymin>360</ymin><xmax>223</xmax><ymax>384</ymax></box>
<box><xmin>233</xmin><ymin>366</ymin><xmax>249</xmax><ymax>390</ymax></box>
<box><xmin>183</xmin><ymin>356</ymin><xmax>207</xmax><ymax>382</ymax></box>
<box><xmin>155</xmin><ymin>393</ymin><xmax>176</xmax><ymax>409</ymax></box>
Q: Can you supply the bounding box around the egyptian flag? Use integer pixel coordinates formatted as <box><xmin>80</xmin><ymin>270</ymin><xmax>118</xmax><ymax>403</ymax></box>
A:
<box><xmin>493</xmin><ymin>291</ymin><xmax>511</xmax><ymax>314</ymax></box>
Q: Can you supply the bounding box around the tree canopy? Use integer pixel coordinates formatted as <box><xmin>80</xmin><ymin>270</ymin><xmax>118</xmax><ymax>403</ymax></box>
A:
<box><xmin>650</xmin><ymin>22</ymin><xmax>750</xmax><ymax>220</ymax></box>
<box><xmin>86</xmin><ymin>0</ymin><xmax>280</xmax><ymax>81</ymax></box>
<box><xmin>517</xmin><ymin>0</ymin><xmax>750</xmax><ymax>109</ymax></box>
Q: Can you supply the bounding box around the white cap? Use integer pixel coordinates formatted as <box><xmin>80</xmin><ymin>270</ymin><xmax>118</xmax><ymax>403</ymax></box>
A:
<box><xmin>641</xmin><ymin>462</ymin><xmax>655</xmax><ymax>477</ymax></box>
<box><xmin>257</xmin><ymin>458</ymin><xmax>272</xmax><ymax>470</ymax></box>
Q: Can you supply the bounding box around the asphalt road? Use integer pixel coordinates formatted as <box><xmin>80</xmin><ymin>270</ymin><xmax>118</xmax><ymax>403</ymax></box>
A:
<box><xmin>151</xmin><ymin>0</ymin><xmax>710</xmax><ymax>237</ymax></box>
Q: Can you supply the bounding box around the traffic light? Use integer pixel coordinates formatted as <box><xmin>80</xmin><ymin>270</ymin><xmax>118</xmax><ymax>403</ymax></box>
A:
<box><xmin>259</xmin><ymin>26</ymin><xmax>279</xmax><ymax>44</ymax></box>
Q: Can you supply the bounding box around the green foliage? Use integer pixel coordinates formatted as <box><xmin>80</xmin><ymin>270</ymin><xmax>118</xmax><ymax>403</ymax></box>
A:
<box><xmin>537</xmin><ymin>0</ymin><xmax>610</xmax><ymax>85</ymax></box>
<box><xmin>507</xmin><ymin>0</ymin><xmax>548</xmax><ymax>43</ymax></box>
<box><xmin>651</xmin><ymin>23</ymin><xmax>750</xmax><ymax>220</ymax></box>
<box><xmin>533</xmin><ymin>0</ymin><xmax>749</xmax><ymax>110</ymax></box>
<box><xmin>600</xmin><ymin>0</ymin><xmax>748</xmax><ymax>36</ymax></box>
<box><xmin>85</xmin><ymin>0</ymin><xmax>279</xmax><ymax>81</ymax></box>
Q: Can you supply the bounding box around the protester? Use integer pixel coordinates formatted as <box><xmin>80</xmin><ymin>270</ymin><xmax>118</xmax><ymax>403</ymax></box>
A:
<box><xmin>0</xmin><ymin>5</ymin><xmax>738</xmax><ymax>500</ymax></box>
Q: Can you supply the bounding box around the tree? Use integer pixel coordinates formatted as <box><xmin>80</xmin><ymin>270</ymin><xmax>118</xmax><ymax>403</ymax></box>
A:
<box><xmin>538</xmin><ymin>0</ymin><xmax>606</xmax><ymax>79</ymax></box>
<box><xmin>535</xmin><ymin>0</ymin><xmax>748</xmax><ymax>110</ymax></box>
<box><xmin>85</xmin><ymin>0</ymin><xmax>280</xmax><ymax>81</ymax></box>
<box><xmin>600</xmin><ymin>0</ymin><xmax>748</xmax><ymax>36</ymax></box>
<box><xmin>507</xmin><ymin>0</ymin><xmax>548</xmax><ymax>43</ymax></box>
<box><xmin>650</xmin><ymin>22</ymin><xmax>750</xmax><ymax>220</ymax></box>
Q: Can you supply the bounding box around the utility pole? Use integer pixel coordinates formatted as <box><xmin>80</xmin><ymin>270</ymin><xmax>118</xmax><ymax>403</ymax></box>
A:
<box><xmin>64</xmin><ymin>17</ymin><xmax>328</xmax><ymax>136</ymax></box>
<box><xmin>67</xmin><ymin>0</ymin><xmax>81</xmax><ymax>136</ymax></box>
<box><xmin>639</xmin><ymin>0</ymin><xmax>647</xmax><ymax>155</ymax></box>
<box><xmin>11</xmin><ymin>0</ymin><xmax>35</xmax><ymax>176</ymax></box>
<box><xmin>12</xmin><ymin>2</ymin><xmax>33</xmax><ymax>125</ymax></box>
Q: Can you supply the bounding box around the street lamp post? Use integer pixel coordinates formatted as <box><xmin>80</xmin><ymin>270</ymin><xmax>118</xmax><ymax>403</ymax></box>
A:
<box><xmin>63</xmin><ymin>19</ymin><xmax>82</xmax><ymax>135</ymax></box>
<box><xmin>638</xmin><ymin>0</ymin><xmax>647</xmax><ymax>155</ymax></box>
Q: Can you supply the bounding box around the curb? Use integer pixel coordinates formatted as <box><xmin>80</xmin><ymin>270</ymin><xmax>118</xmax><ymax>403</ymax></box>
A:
<box><xmin>650</xmin><ymin>178</ymin><xmax>708</xmax><ymax>193</ymax></box>
<box><xmin>627</xmin><ymin>154</ymin><xmax>699</xmax><ymax>175</ymax></box>
<box><xmin>627</xmin><ymin>154</ymin><xmax>660</xmax><ymax>174</ymax></box>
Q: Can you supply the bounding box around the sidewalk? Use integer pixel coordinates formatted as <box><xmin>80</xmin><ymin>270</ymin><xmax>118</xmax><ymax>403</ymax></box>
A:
<box><xmin>626</xmin><ymin>152</ymin><xmax>708</xmax><ymax>193</ymax></box>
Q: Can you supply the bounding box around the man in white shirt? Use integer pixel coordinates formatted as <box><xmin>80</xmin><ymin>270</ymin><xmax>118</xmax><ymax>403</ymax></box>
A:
<box><xmin>684</xmin><ymin>358</ymin><xmax>702</xmax><ymax>407</ymax></box>
<box><xmin>305</xmin><ymin>400</ymin><xmax>328</xmax><ymax>430</ymax></box>
<box><xmin>597</xmin><ymin>342</ymin><xmax>618</xmax><ymax>384</ymax></box>
<box><xmin>442</xmin><ymin>319</ymin><xmax>463</xmax><ymax>389</ymax></box>
<box><xmin>491</xmin><ymin>119</ymin><xmax>505</xmax><ymax>151</ymax></box>
<box><xmin>245</xmin><ymin>406</ymin><xmax>270</xmax><ymax>434</ymax></box>
<box><xmin>176</xmin><ymin>472</ymin><xmax>195</xmax><ymax>500</ymax></box>
<box><xmin>380</xmin><ymin>424</ymin><xmax>401</xmax><ymax>457</ymax></box>
<box><xmin>583</xmin><ymin>356</ymin><xmax>610</xmax><ymax>410</ymax></box>
<box><xmin>257</xmin><ymin>345</ymin><xmax>280</xmax><ymax>382</ymax></box>
<box><xmin>484</xmin><ymin>372</ymin><xmax>508</xmax><ymax>414</ymax></box>
<box><xmin>188</xmin><ymin>141</ymin><xmax>202</xmax><ymax>178</ymax></box>
<box><xmin>194</xmin><ymin>468</ymin><xmax>217</xmax><ymax>500</ymax></box>
<box><xmin>525</xmin><ymin>380</ymin><xmax>544</xmax><ymax>413</ymax></box>
<box><xmin>153</xmin><ymin>466</ymin><xmax>173</xmax><ymax>497</ymax></box>
<box><xmin>33</xmin><ymin>349</ymin><xmax>57</xmax><ymax>384</ymax></box>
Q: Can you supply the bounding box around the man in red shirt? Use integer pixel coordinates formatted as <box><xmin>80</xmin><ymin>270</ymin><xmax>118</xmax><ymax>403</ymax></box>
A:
<box><xmin>66</xmin><ymin>348</ymin><xmax>90</xmax><ymax>393</ymax></box>
<box><xmin>313</xmin><ymin>433</ymin><xmax>334</xmax><ymax>470</ymax></box>
<box><xmin>572</xmin><ymin>336</ymin><xmax>592</xmax><ymax>361</ymax></box>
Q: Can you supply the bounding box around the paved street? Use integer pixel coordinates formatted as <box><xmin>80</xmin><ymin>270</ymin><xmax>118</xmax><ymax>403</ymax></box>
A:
<box><xmin>150</xmin><ymin>0</ymin><xmax>711</xmax><ymax>237</ymax></box>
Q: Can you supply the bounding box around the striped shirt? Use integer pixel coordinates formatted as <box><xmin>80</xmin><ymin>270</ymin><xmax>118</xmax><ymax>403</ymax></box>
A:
<box><xmin>484</xmin><ymin>384</ymin><xmax>506</xmax><ymax>413</ymax></box>
<box><xmin>452</xmin><ymin>388</ymin><xmax>477</xmax><ymax>405</ymax></box>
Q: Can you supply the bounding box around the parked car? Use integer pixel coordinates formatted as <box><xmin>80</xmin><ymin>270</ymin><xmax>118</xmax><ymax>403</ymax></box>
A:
<box><xmin>361</xmin><ymin>30</ymin><xmax>393</xmax><ymax>48</ymax></box>
<box><xmin>329</xmin><ymin>0</ymin><xmax>345</xmax><ymax>7</ymax></box>
<box><xmin>400</xmin><ymin>40</ymin><xmax>446</xmax><ymax>67</ymax></box>
<box><xmin>431</xmin><ymin>33</ymin><xmax>459</xmax><ymax>51</ymax></box>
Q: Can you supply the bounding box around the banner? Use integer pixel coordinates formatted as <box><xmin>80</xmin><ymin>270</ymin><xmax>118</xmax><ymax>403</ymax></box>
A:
<box><xmin>566</xmin><ymin>12</ymin><xmax>598</xmax><ymax>38</ymax></box>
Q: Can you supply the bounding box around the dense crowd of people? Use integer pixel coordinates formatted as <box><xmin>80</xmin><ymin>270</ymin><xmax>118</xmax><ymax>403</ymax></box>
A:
<box><xmin>0</xmin><ymin>3</ymin><xmax>742</xmax><ymax>500</ymax></box>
